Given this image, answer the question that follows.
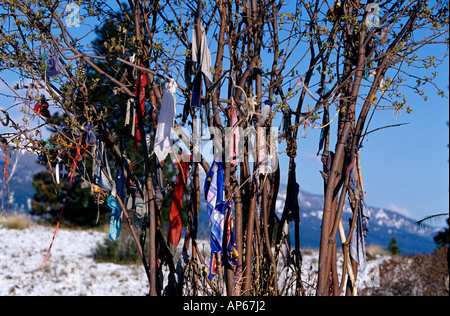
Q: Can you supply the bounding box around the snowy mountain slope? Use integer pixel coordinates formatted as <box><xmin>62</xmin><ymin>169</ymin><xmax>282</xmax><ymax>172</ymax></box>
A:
<box><xmin>276</xmin><ymin>186</ymin><xmax>442</xmax><ymax>254</ymax></box>
<box><xmin>0</xmin><ymin>151</ymin><xmax>46</xmax><ymax>213</ymax></box>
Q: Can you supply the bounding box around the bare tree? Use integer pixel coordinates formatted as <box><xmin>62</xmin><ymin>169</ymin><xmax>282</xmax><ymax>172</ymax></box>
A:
<box><xmin>0</xmin><ymin>0</ymin><xmax>448</xmax><ymax>296</ymax></box>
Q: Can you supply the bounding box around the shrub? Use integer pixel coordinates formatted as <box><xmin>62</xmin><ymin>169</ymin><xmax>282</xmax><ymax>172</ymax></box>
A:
<box><xmin>369</xmin><ymin>247</ymin><xmax>448</xmax><ymax>296</ymax></box>
<box><xmin>94</xmin><ymin>234</ymin><xmax>148</xmax><ymax>265</ymax></box>
<box><xmin>1</xmin><ymin>214</ymin><xmax>33</xmax><ymax>230</ymax></box>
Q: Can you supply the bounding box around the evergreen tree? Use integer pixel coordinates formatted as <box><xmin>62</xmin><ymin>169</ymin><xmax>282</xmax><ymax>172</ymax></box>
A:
<box><xmin>31</xmin><ymin>171</ymin><xmax>109</xmax><ymax>227</ymax></box>
<box><xmin>387</xmin><ymin>237</ymin><xmax>402</xmax><ymax>256</ymax></box>
<box><xmin>434</xmin><ymin>218</ymin><xmax>450</xmax><ymax>249</ymax></box>
<box><xmin>30</xmin><ymin>11</ymin><xmax>178</xmax><ymax>229</ymax></box>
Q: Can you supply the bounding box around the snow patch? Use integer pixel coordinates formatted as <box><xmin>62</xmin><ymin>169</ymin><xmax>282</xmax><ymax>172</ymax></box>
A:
<box><xmin>0</xmin><ymin>225</ymin><xmax>148</xmax><ymax>296</ymax></box>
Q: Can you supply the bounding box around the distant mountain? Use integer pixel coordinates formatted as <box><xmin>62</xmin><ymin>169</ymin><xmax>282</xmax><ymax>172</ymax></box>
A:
<box><xmin>197</xmin><ymin>183</ymin><xmax>441</xmax><ymax>255</ymax></box>
<box><xmin>2</xmin><ymin>151</ymin><xmax>442</xmax><ymax>254</ymax></box>
<box><xmin>0</xmin><ymin>150</ymin><xmax>45</xmax><ymax>213</ymax></box>
<box><xmin>276</xmin><ymin>185</ymin><xmax>442</xmax><ymax>255</ymax></box>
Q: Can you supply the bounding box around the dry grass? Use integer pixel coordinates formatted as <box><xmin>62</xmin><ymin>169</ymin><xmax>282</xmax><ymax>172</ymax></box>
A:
<box><xmin>370</xmin><ymin>247</ymin><xmax>449</xmax><ymax>296</ymax></box>
<box><xmin>0</xmin><ymin>214</ymin><xmax>34</xmax><ymax>230</ymax></box>
<box><xmin>366</xmin><ymin>245</ymin><xmax>388</xmax><ymax>260</ymax></box>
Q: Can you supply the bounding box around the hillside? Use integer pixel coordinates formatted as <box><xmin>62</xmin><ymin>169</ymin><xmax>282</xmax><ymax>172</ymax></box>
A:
<box><xmin>0</xmin><ymin>150</ymin><xmax>45</xmax><ymax>213</ymax></box>
<box><xmin>276</xmin><ymin>187</ymin><xmax>442</xmax><ymax>255</ymax></box>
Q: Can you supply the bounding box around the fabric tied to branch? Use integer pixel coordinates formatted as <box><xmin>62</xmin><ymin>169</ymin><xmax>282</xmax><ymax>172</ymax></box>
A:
<box><xmin>133</xmin><ymin>68</ymin><xmax>148</xmax><ymax>151</ymax></box>
<box><xmin>168</xmin><ymin>156</ymin><xmax>190</xmax><ymax>247</ymax></box>
<box><xmin>154</xmin><ymin>78</ymin><xmax>177</xmax><ymax>163</ymax></box>
<box><xmin>293</xmin><ymin>77</ymin><xmax>316</xmax><ymax>101</ymax></box>
<box><xmin>317</xmin><ymin>129</ymin><xmax>326</xmax><ymax>156</ymax></box>
<box><xmin>205</xmin><ymin>161</ymin><xmax>224</xmax><ymax>254</ymax></box>
<box><xmin>108</xmin><ymin>196</ymin><xmax>122</xmax><ymax>242</ymax></box>
<box><xmin>229</xmin><ymin>105</ymin><xmax>239</xmax><ymax>166</ymax></box>
<box><xmin>108</xmin><ymin>168</ymin><xmax>125</xmax><ymax>242</ymax></box>
<box><xmin>258</xmin><ymin>101</ymin><xmax>272</xmax><ymax>126</ymax></box>
<box><xmin>204</xmin><ymin>161</ymin><xmax>238</xmax><ymax>279</ymax></box>
<box><xmin>191</xmin><ymin>72</ymin><xmax>202</xmax><ymax>109</ymax></box>
<box><xmin>94</xmin><ymin>141</ymin><xmax>112</xmax><ymax>191</ymax></box>
<box><xmin>34</xmin><ymin>98</ymin><xmax>51</xmax><ymax>118</ymax></box>
<box><xmin>205</xmin><ymin>161</ymin><xmax>224</xmax><ymax>279</ymax></box>
<box><xmin>350</xmin><ymin>197</ymin><xmax>370</xmax><ymax>272</ymax></box>
<box><xmin>40</xmin><ymin>134</ymin><xmax>82</xmax><ymax>270</ymax></box>
<box><xmin>257</xmin><ymin>101</ymin><xmax>273</xmax><ymax>176</ymax></box>
<box><xmin>45</xmin><ymin>47</ymin><xmax>60</xmax><ymax>78</ymax></box>
<box><xmin>7</xmin><ymin>147</ymin><xmax>25</xmax><ymax>183</ymax></box>
<box><xmin>225</xmin><ymin>203</ymin><xmax>238</xmax><ymax>269</ymax></box>
<box><xmin>192</xmin><ymin>24</ymin><xmax>212</xmax><ymax>87</ymax></box>
<box><xmin>85</xmin><ymin>122</ymin><xmax>96</xmax><ymax>145</ymax></box>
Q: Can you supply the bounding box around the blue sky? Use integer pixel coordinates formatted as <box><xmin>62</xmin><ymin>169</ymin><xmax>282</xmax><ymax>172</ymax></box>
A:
<box><xmin>288</xmin><ymin>53</ymin><xmax>449</xmax><ymax>222</ymax></box>
<box><xmin>1</xmin><ymin>1</ymin><xmax>448</xmax><ymax>224</ymax></box>
<box><xmin>276</xmin><ymin>1</ymin><xmax>450</xmax><ymax>223</ymax></box>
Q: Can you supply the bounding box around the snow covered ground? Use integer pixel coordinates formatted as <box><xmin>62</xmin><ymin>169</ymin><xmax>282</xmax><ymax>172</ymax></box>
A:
<box><xmin>0</xmin><ymin>224</ymin><xmax>149</xmax><ymax>296</ymax></box>
<box><xmin>0</xmin><ymin>222</ymin><xmax>390</xmax><ymax>296</ymax></box>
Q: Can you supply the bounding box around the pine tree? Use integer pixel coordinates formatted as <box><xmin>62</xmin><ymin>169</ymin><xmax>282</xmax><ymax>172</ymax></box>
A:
<box><xmin>387</xmin><ymin>237</ymin><xmax>402</xmax><ymax>256</ymax></box>
<box><xmin>30</xmin><ymin>14</ymin><xmax>178</xmax><ymax>230</ymax></box>
<box><xmin>31</xmin><ymin>170</ymin><xmax>109</xmax><ymax>227</ymax></box>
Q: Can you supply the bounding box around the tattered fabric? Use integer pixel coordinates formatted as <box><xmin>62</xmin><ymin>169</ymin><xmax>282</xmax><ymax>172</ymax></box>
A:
<box><xmin>229</xmin><ymin>105</ymin><xmax>239</xmax><ymax>166</ymax></box>
<box><xmin>133</xmin><ymin>68</ymin><xmax>148</xmax><ymax>151</ymax></box>
<box><xmin>191</xmin><ymin>72</ymin><xmax>202</xmax><ymax>109</ymax></box>
<box><xmin>204</xmin><ymin>161</ymin><xmax>238</xmax><ymax>279</ymax></box>
<box><xmin>94</xmin><ymin>140</ymin><xmax>112</xmax><ymax>191</ymax></box>
<box><xmin>192</xmin><ymin>24</ymin><xmax>212</xmax><ymax>86</ymax></box>
<box><xmin>108</xmin><ymin>168</ymin><xmax>126</xmax><ymax>242</ymax></box>
<box><xmin>205</xmin><ymin>161</ymin><xmax>225</xmax><ymax>254</ymax></box>
<box><xmin>167</xmin><ymin>157</ymin><xmax>190</xmax><ymax>247</ymax></box>
<box><xmin>204</xmin><ymin>161</ymin><xmax>225</xmax><ymax>279</ymax></box>
<box><xmin>34</xmin><ymin>100</ymin><xmax>51</xmax><ymax>118</ymax></box>
<box><xmin>45</xmin><ymin>47</ymin><xmax>60</xmax><ymax>78</ymax></box>
<box><xmin>225</xmin><ymin>203</ymin><xmax>238</xmax><ymax>269</ymax></box>
<box><xmin>258</xmin><ymin>101</ymin><xmax>272</xmax><ymax>126</ymax></box>
<box><xmin>108</xmin><ymin>195</ymin><xmax>122</xmax><ymax>242</ymax></box>
<box><xmin>154</xmin><ymin>79</ymin><xmax>177</xmax><ymax>163</ymax></box>
<box><xmin>350</xmin><ymin>197</ymin><xmax>370</xmax><ymax>272</ymax></box>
